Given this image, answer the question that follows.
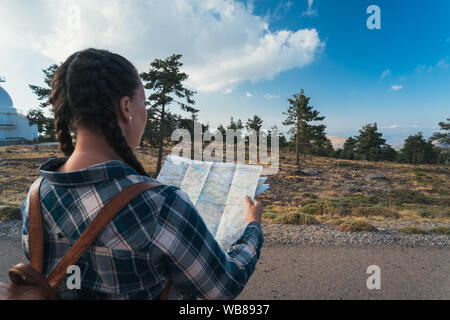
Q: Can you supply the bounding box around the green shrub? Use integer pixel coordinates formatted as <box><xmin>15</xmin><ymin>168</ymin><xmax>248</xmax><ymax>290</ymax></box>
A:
<box><xmin>417</xmin><ymin>210</ymin><xmax>435</xmax><ymax>218</ymax></box>
<box><xmin>299</xmin><ymin>202</ymin><xmax>329</xmax><ymax>215</ymax></box>
<box><xmin>302</xmin><ymin>193</ymin><xmax>318</xmax><ymax>199</ymax></box>
<box><xmin>0</xmin><ymin>206</ymin><xmax>21</xmax><ymax>222</ymax></box>
<box><xmin>387</xmin><ymin>190</ymin><xmax>433</xmax><ymax>205</ymax></box>
<box><xmin>351</xmin><ymin>206</ymin><xmax>399</xmax><ymax>219</ymax></box>
<box><xmin>262</xmin><ymin>210</ymin><xmax>277</xmax><ymax>220</ymax></box>
<box><xmin>429</xmin><ymin>227</ymin><xmax>450</xmax><ymax>236</ymax></box>
<box><xmin>398</xmin><ymin>226</ymin><xmax>428</xmax><ymax>235</ymax></box>
<box><xmin>273</xmin><ymin>213</ymin><xmax>319</xmax><ymax>225</ymax></box>
<box><xmin>337</xmin><ymin>221</ymin><xmax>378</xmax><ymax>232</ymax></box>
<box><xmin>327</xmin><ymin>218</ymin><xmax>345</xmax><ymax>226</ymax></box>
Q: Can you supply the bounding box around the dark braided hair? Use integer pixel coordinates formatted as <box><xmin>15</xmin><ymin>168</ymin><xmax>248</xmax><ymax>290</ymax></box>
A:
<box><xmin>49</xmin><ymin>48</ymin><xmax>149</xmax><ymax>176</ymax></box>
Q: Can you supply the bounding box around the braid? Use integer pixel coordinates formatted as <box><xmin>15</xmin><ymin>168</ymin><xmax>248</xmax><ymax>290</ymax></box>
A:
<box><xmin>92</xmin><ymin>55</ymin><xmax>149</xmax><ymax>176</ymax></box>
<box><xmin>55</xmin><ymin>117</ymin><xmax>74</xmax><ymax>156</ymax></box>
<box><xmin>50</xmin><ymin>53</ymin><xmax>78</xmax><ymax>156</ymax></box>
<box><xmin>95</xmin><ymin>109</ymin><xmax>149</xmax><ymax>176</ymax></box>
<box><xmin>52</xmin><ymin>48</ymin><xmax>149</xmax><ymax>176</ymax></box>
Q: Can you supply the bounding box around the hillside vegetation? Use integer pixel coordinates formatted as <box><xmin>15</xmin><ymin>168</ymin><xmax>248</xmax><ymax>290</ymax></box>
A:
<box><xmin>0</xmin><ymin>145</ymin><xmax>449</xmax><ymax>234</ymax></box>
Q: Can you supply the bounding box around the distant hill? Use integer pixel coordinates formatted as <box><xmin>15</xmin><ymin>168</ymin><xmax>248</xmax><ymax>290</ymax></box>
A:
<box><xmin>327</xmin><ymin>136</ymin><xmax>346</xmax><ymax>150</ymax></box>
<box><xmin>327</xmin><ymin>137</ymin><xmax>447</xmax><ymax>151</ymax></box>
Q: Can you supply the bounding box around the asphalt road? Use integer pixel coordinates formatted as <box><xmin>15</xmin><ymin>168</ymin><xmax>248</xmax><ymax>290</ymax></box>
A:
<box><xmin>237</xmin><ymin>244</ymin><xmax>450</xmax><ymax>299</ymax></box>
<box><xmin>1</xmin><ymin>239</ymin><xmax>448</xmax><ymax>299</ymax></box>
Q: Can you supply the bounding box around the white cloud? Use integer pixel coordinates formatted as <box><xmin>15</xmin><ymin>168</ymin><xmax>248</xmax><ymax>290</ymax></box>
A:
<box><xmin>391</xmin><ymin>85</ymin><xmax>403</xmax><ymax>91</ymax></box>
<box><xmin>415</xmin><ymin>65</ymin><xmax>426</xmax><ymax>73</ymax></box>
<box><xmin>302</xmin><ymin>0</ymin><xmax>317</xmax><ymax>17</ymax></box>
<box><xmin>270</xmin><ymin>1</ymin><xmax>294</xmax><ymax>21</ymax></box>
<box><xmin>437</xmin><ymin>56</ymin><xmax>449</xmax><ymax>70</ymax></box>
<box><xmin>380</xmin><ymin>124</ymin><xmax>436</xmax><ymax>129</ymax></box>
<box><xmin>414</xmin><ymin>57</ymin><xmax>449</xmax><ymax>74</ymax></box>
<box><xmin>264</xmin><ymin>93</ymin><xmax>280</xmax><ymax>99</ymax></box>
<box><xmin>0</xmin><ymin>0</ymin><xmax>323</xmax><ymax>94</ymax></box>
<box><xmin>245</xmin><ymin>92</ymin><xmax>254</xmax><ymax>98</ymax></box>
<box><xmin>380</xmin><ymin>69</ymin><xmax>391</xmax><ymax>79</ymax></box>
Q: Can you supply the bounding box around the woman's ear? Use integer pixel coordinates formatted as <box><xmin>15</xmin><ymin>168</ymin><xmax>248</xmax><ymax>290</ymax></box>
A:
<box><xmin>116</xmin><ymin>96</ymin><xmax>132</xmax><ymax>123</ymax></box>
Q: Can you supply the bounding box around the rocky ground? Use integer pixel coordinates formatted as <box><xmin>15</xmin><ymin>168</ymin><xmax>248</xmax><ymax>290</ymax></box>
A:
<box><xmin>2</xmin><ymin>219</ymin><xmax>448</xmax><ymax>248</ymax></box>
<box><xmin>0</xmin><ymin>220</ymin><xmax>21</xmax><ymax>241</ymax></box>
<box><xmin>260</xmin><ymin>221</ymin><xmax>449</xmax><ymax>248</ymax></box>
<box><xmin>260</xmin><ymin>153</ymin><xmax>449</xmax><ymax>207</ymax></box>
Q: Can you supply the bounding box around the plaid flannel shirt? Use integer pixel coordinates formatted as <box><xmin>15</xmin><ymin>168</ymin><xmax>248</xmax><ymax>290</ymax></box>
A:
<box><xmin>20</xmin><ymin>156</ymin><xmax>263</xmax><ymax>300</ymax></box>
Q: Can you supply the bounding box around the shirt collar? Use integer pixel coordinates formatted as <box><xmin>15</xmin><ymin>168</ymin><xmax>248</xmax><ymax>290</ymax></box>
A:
<box><xmin>38</xmin><ymin>156</ymin><xmax>142</xmax><ymax>186</ymax></box>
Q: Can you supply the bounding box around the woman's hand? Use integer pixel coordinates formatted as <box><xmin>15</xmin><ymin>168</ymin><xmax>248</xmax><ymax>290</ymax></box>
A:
<box><xmin>244</xmin><ymin>195</ymin><xmax>263</xmax><ymax>225</ymax></box>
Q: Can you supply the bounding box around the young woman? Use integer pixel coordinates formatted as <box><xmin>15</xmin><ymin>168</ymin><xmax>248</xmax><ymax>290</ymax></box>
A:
<box><xmin>20</xmin><ymin>48</ymin><xmax>264</xmax><ymax>300</ymax></box>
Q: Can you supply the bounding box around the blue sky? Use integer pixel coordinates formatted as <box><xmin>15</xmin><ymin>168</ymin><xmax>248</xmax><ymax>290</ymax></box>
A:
<box><xmin>1</xmin><ymin>0</ymin><xmax>449</xmax><ymax>146</ymax></box>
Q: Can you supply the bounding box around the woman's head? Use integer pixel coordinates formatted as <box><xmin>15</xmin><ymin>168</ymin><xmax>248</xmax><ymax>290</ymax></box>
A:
<box><xmin>50</xmin><ymin>48</ymin><xmax>148</xmax><ymax>176</ymax></box>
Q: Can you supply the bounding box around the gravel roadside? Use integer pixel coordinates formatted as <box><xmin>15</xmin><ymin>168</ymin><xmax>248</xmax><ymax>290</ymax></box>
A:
<box><xmin>0</xmin><ymin>220</ymin><xmax>22</xmax><ymax>241</ymax></box>
<box><xmin>261</xmin><ymin>221</ymin><xmax>449</xmax><ymax>248</ymax></box>
<box><xmin>1</xmin><ymin>219</ymin><xmax>449</xmax><ymax>248</ymax></box>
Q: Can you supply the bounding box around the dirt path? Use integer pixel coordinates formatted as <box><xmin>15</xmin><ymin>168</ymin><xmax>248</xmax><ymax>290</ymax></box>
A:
<box><xmin>1</xmin><ymin>239</ymin><xmax>448</xmax><ymax>299</ymax></box>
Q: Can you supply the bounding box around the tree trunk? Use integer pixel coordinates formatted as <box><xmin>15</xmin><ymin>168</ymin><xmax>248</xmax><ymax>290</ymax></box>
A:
<box><xmin>296</xmin><ymin>123</ymin><xmax>300</xmax><ymax>169</ymax></box>
<box><xmin>156</xmin><ymin>104</ymin><xmax>166</xmax><ymax>175</ymax></box>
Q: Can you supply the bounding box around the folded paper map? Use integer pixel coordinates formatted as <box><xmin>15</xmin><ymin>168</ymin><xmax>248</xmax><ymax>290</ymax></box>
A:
<box><xmin>157</xmin><ymin>155</ymin><xmax>269</xmax><ymax>251</ymax></box>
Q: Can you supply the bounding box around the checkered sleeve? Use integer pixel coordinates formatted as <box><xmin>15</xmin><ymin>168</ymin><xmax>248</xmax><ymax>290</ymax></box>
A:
<box><xmin>152</xmin><ymin>187</ymin><xmax>263</xmax><ymax>300</ymax></box>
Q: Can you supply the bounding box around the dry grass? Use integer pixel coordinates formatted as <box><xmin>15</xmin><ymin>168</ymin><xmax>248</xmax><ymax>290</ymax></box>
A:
<box><xmin>1</xmin><ymin>144</ymin><xmax>449</xmax><ymax>229</ymax></box>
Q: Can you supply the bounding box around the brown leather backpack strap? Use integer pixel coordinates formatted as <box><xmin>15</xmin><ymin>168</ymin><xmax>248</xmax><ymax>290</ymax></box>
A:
<box><xmin>8</xmin><ymin>263</ymin><xmax>59</xmax><ymax>300</ymax></box>
<box><xmin>159</xmin><ymin>279</ymin><xmax>172</xmax><ymax>300</ymax></box>
<box><xmin>45</xmin><ymin>181</ymin><xmax>161</xmax><ymax>289</ymax></box>
<box><xmin>28</xmin><ymin>177</ymin><xmax>45</xmax><ymax>273</ymax></box>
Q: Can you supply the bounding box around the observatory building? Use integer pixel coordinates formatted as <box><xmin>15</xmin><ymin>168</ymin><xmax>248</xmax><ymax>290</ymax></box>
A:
<box><xmin>0</xmin><ymin>76</ymin><xmax>38</xmax><ymax>145</ymax></box>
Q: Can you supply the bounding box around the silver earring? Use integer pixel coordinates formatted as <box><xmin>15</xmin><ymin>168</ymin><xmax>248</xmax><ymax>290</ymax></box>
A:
<box><xmin>129</xmin><ymin>115</ymin><xmax>133</xmax><ymax>120</ymax></box>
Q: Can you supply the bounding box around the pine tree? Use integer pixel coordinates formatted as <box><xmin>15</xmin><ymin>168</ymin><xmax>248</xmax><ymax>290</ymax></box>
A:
<box><xmin>343</xmin><ymin>136</ymin><xmax>357</xmax><ymax>160</ymax></box>
<box><xmin>399</xmin><ymin>132</ymin><xmax>436</xmax><ymax>164</ymax></box>
<box><xmin>140</xmin><ymin>54</ymin><xmax>198</xmax><ymax>174</ymax></box>
<box><xmin>26</xmin><ymin>109</ymin><xmax>55</xmax><ymax>138</ymax></box>
<box><xmin>431</xmin><ymin>118</ymin><xmax>450</xmax><ymax>145</ymax></box>
<box><xmin>28</xmin><ymin>64</ymin><xmax>59</xmax><ymax>139</ymax></box>
<box><xmin>282</xmin><ymin>89</ymin><xmax>326</xmax><ymax>168</ymax></box>
<box><xmin>227</xmin><ymin>117</ymin><xmax>244</xmax><ymax>130</ymax></box>
<box><xmin>29</xmin><ymin>64</ymin><xmax>58</xmax><ymax>108</ymax></box>
<box><xmin>430</xmin><ymin>118</ymin><xmax>449</xmax><ymax>164</ymax></box>
<box><xmin>245</xmin><ymin>115</ymin><xmax>263</xmax><ymax>133</ymax></box>
<box><xmin>217</xmin><ymin>124</ymin><xmax>226</xmax><ymax>137</ymax></box>
<box><xmin>355</xmin><ymin>123</ymin><xmax>386</xmax><ymax>161</ymax></box>
<box><xmin>380</xmin><ymin>144</ymin><xmax>397</xmax><ymax>161</ymax></box>
<box><xmin>308</xmin><ymin>124</ymin><xmax>329</xmax><ymax>156</ymax></box>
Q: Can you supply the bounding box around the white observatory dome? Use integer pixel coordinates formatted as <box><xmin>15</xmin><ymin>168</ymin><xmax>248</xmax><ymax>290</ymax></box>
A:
<box><xmin>0</xmin><ymin>86</ymin><xmax>15</xmax><ymax>112</ymax></box>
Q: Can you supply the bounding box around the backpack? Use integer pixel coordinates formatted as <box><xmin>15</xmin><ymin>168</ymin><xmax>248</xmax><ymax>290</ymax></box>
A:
<box><xmin>0</xmin><ymin>178</ymin><xmax>172</xmax><ymax>300</ymax></box>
